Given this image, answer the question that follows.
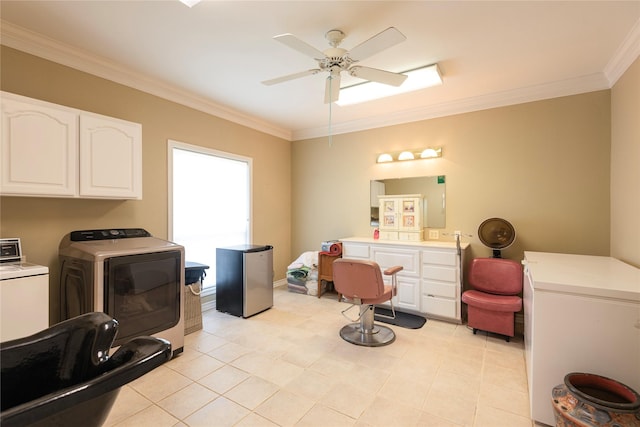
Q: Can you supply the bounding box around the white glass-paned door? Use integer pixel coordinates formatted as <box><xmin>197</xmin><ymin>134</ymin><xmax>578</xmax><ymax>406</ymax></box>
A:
<box><xmin>170</xmin><ymin>142</ymin><xmax>251</xmax><ymax>290</ymax></box>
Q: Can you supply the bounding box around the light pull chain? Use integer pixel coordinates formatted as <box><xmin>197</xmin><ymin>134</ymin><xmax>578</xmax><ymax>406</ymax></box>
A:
<box><xmin>328</xmin><ymin>75</ymin><xmax>333</xmax><ymax>147</ymax></box>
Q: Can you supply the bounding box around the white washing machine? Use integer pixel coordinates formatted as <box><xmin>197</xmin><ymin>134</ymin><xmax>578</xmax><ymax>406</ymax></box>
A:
<box><xmin>0</xmin><ymin>238</ymin><xmax>49</xmax><ymax>342</ymax></box>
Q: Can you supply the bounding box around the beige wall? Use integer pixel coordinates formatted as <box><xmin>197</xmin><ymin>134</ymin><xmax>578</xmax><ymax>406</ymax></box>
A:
<box><xmin>292</xmin><ymin>91</ymin><xmax>612</xmax><ymax>263</ymax></box>
<box><xmin>0</xmin><ymin>47</ymin><xmax>292</xmax><ymax>323</ymax></box>
<box><xmin>611</xmin><ymin>57</ymin><xmax>640</xmax><ymax>268</ymax></box>
<box><xmin>1</xmin><ymin>44</ymin><xmax>635</xmax><ymax>326</ymax></box>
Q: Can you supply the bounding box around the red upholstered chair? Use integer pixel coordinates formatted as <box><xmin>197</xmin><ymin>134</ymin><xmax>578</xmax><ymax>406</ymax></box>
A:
<box><xmin>332</xmin><ymin>258</ymin><xmax>403</xmax><ymax>347</ymax></box>
<box><xmin>461</xmin><ymin>258</ymin><xmax>523</xmax><ymax>341</ymax></box>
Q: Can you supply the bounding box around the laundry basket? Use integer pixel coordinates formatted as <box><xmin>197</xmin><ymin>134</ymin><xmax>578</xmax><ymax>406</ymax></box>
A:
<box><xmin>184</xmin><ymin>262</ymin><xmax>209</xmax><ymax>335</ymax></box>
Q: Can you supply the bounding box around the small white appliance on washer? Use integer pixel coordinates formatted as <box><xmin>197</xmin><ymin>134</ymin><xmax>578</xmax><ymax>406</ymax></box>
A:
<box><xmin>0</xmin><ymin>238</ymin><xmax>50</xmax><ymax>342</ymax></box>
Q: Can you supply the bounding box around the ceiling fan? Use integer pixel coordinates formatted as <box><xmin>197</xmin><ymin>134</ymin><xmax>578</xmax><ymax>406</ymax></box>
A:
<box><xmin>262</xmin><ymin>27</ymin><xmax>409</xmax><ymax>103</ymax></box>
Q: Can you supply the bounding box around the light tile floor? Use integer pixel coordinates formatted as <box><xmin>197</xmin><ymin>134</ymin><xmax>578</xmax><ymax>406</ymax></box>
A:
<box><xmin>105</xmin><ymin>286</ymin><xmax>533</xmax><ymax>426</ymax></box>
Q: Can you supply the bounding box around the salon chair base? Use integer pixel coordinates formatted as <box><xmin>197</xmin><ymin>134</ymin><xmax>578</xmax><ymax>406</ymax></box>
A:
<box><xmin>339</xmin><ymin>305</ymin><xmax>395</xmax><ymax>347</ymax></box>
<box><xmin>339</xmin><ymin>324</ymin><xmax>396</xmax><ymax>347</ymax></box>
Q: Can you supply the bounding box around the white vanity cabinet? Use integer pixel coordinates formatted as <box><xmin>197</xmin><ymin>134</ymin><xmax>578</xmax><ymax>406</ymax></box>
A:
<box><xmin>1</xmin><ymin>91</ymin><xmax>142</xmax><ymax>199</ymax></box>
<box><xmin>341</xmin><ymin>237</ymin><xmax>467</xmax><ymax>321</ymax></box>
<box><xmin>523</xmin><ymin>251</ymin><xmax>640</xmax><ymax>426</ymax></box>
<box><xmin>421</xmin><ymin>248</ymin><xmax>461</xmax><ymax>320</ymax></box>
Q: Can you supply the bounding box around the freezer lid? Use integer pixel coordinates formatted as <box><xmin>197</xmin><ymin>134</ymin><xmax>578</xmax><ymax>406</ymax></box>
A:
<box><xmin>219</xmin><ymin>244</ymin><xmax>273</xmax><ymax>253</ymax></box>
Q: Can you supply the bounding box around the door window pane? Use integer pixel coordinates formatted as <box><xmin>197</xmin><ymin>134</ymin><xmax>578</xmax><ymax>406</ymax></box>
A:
<box><xmin>171</xmin><ymin>145</ymin><xmax>250</xmax><ymax>290</ymax></box>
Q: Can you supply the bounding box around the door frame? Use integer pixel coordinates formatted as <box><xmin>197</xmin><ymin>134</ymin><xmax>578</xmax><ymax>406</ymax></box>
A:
<box><xmin>167</xmin><ymin>138</ymin><xmax>253</xmax><ymax>261</ymax></box>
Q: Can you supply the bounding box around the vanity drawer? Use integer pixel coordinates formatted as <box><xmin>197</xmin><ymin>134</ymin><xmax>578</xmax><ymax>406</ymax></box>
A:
<box><xmin>422</xmin><ymin>249</ymin><xmax>457</xmax><ymax>266</ymax></box>
<box><xmin>399</xmin><ymin>231</ymin><xmax>423</xmax><ymax>241</ymax></box>
<box><xmin>422</xmin><ymin>265</ymin><xmax>457</xmax><ymax>282</ymax></box>
<box><xmin>422</xmin><ymin>295</ymin><xmax>457</xmax><ymax>319</ymax></box>
<box><xmin>423</xmin><ymin>280</ymin><xmax>457</xmax><ymax>298</ymax></box>
<box><xmin>379</xmin><ymin>231</ymin><xmax>398</xmax><ymax>240</ymax></box>
<box><xmin>342</xmin><ymin>242</ymin><xmax>370</xmax><ymax>259</ymax></box>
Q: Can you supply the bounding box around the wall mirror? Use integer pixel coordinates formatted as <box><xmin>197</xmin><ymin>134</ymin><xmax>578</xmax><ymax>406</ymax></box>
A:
<box><xmin>370</xmin><ymin>176</ymin><xmax>446</xmax><ymax>228</ymax></box>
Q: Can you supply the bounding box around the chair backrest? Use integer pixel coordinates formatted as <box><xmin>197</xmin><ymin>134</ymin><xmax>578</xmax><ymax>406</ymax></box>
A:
<box><xmin>333</xmin><ymin>258</ymin><xmax>385</xmax><ymax>300</ymax></box>
<box><xmin>468</xmin><ymin>258</ymin><xmax>523</xmax><ymax>295</ymax></box>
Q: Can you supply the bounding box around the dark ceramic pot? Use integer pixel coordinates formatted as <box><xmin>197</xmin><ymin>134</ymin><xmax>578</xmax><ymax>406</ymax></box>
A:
<box><xmin>552</xmin><ymin>372</ymin><xmax>640</xmax><ymax>427</ymax></box>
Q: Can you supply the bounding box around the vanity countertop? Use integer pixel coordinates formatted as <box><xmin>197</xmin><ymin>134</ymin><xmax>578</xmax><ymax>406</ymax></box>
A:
<box><xmin>340</xmin><ymin>237</ymin><xmax>470</xmax><ymax>250</ymax></box>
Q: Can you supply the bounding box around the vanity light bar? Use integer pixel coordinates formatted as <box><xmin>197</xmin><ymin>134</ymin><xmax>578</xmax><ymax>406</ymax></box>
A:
<box><xmin>376</xmin><ymin>147</ymin><xmax>442</xmax><ymax>163</ymax></box>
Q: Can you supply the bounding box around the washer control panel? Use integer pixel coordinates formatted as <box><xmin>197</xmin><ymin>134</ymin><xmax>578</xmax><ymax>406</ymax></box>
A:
<box><xmin>69</xmin><ymin>228</ymin><xmax>151</xmax><ymax>241</ymax></box>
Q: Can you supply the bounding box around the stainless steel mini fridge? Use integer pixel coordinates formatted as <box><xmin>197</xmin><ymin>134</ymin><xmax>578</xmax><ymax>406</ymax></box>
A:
<box><xmin>216</xmin><ymin>245</ymin><xmax>274</xmax><ymax>318</ymax></box>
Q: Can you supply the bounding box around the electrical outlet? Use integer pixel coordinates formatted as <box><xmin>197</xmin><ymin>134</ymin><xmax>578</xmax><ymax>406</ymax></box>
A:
<box><xmin>454</xmin><ymin>230</ymin><xmax>461</xmax><ymax>238</ymax></box>
<box><xmin>428</xmin><ymin>230</ymin><xmax>439</xmax><ymax>240</ymax></box>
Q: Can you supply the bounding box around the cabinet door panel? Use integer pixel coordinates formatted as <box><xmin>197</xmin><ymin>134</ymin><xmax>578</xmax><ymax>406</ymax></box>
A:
<box><xmin>399</xmin><ymin>197</ymin><xmax>421</xmax><ymax>231</ymax></box>
<box><xmin>379</xmin><ymin>197</ymin><xmax>399</xmax><ymax>231</ymax></box>
<box><xmin>396</xmin><ymin>276</ymin><xmax>420</xmax><ymax>311</ymax></box>
<box><xmin>342</xmin><ymin>243</ymin><xmax>370</xmax><ymax>259</ymax></box>
<box><xmin>372</xmin><ymin>246</ymin><xmax>420</xmax><ymax>276</ymax></box>
<box><xmin>1</xmin><ymin>96</ymin><xmax>78</xmax><ymax>196</ymax></box>
<box><xmin>384</xmin><ymin>275</ymin><xmax>420</xmax><ymax>311</ymax></box>
<box><xmin>79</xmin><ymin>114</ymin><xmax>142</xmax><ymax>199</ymax></box>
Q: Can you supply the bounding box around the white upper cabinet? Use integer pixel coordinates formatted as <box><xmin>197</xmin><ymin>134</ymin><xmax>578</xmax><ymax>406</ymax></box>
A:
<box><xmin>79</xmin><ymin>113</ymin><xmax>142</xmax><ymax>199</ymax></box>
<box><xmin>1</xmin><ymin>92</ymin><xmax>142</xmax><ymax>199</ymax></box>
<box><xmin>1</xmin><ymin>95</ymin><xmax>78</xmax><ymax>197</ymax></box>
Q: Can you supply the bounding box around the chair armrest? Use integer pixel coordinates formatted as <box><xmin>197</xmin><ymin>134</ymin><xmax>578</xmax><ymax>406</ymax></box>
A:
<box><xmin>383</xmin><ymin>266</ymin><xmax>403</xmax><ymax>276</ymax></box>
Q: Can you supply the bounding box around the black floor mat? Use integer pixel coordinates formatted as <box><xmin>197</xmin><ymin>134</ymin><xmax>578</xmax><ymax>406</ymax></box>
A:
<box><xmin>374</xmin><ymin>306</ymin><xmax>427</xmax><ymax>329</ymax></box>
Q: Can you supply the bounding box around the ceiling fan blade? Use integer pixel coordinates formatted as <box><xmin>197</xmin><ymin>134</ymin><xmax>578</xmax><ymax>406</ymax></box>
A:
<box><xmin>324</xmin><ymin>73</ymin><xmax>341</xmax><ymax>104</ymax></box>
<box><xmin>349</xmin><ymin>66</ymin><xmax>408</xmax><ymax>86</ymax></box>
<box><xmin>347</xmin><ymin>27</ymin><xmax>406</xmax><ymax>62</ymax></box>
<box><xmin>262</xmin><ymin>69</ymin><xmax>321</xmax><ymax>85</ymax></box>
<box><xmin>273</xmin><ymin>33</ymin><xmax>325</xmax><ymax>59</ymax></box>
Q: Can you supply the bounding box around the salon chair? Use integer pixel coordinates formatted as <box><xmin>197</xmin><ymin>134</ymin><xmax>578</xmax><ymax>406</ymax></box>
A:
<box><xmin>332</xmin><ymin>258</ymin><xmax>403</xmax><ymax>347</ymax></box>
<box><xmin>461</xmin><ymin>257</ymin><xmax>523</xmax><ymax>341</ymax></box>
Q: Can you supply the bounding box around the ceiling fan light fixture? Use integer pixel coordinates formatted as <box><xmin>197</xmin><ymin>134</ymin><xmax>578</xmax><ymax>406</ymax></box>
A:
<box><xmin>336</xmin><ymin>63</ymin><xmax>442</xmax><ymax>106</ymax></box>
<box><xmin>263</xmin><ymin>27</ymin><xmax>409</xmax><ymax>105</ymax></box>
<box><xmin>179</xmin><ymin>0</ymin><xmax>201</xmax><ymax>7</ymax></box>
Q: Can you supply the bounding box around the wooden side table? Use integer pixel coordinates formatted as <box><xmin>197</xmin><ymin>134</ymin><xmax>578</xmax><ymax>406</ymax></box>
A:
<box><xmin>317</xmin><ymin>252</ymin><xmax>342</xmax><ymax>299</ymax></box>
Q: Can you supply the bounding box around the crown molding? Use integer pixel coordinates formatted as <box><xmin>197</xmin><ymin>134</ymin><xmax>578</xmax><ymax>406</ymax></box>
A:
<box><xmin>292</xmin><ymin>72</ymin><xmax>610</xmax><ymax>141</ymax></box>
<box><xmin>0</xmin><ymin>20</ymin><xmax>292</xmax><ymax>141</ymax></box>
<box><xmin>2</xmin><ymin>17</ymin><xmax>637</xmax><ymax>143</ymax></box>
<box><xmin>604</xmin><ymin>17</ymin><xmax>640</xmax><ymax>86</ymax></box>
